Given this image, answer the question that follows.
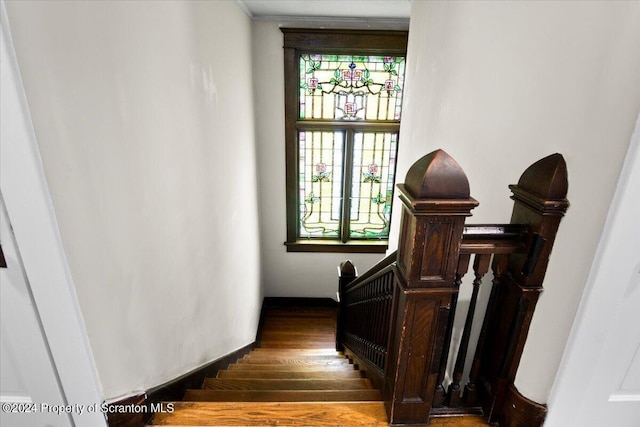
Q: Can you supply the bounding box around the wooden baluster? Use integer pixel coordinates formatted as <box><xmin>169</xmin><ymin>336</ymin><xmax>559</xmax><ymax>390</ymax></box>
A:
<box><xmin>464</xmin><ymin>254</ymin><xmax>508</xmax><ymax>406</ymax></box>
<box><xmin>447</xmin><ymin>253</ymin><xmax>491</xmax><ymax>407</ymax></box>
<box><xmin>370</xmin><ymin>282</ymin><xmax>375</xmax><ymax>361</ymax></box>
<box><xmin>432</xmin><ymin>254</ymin><xmax>471</xmax><ymax>408</ymax></box>
<box><xmin>382</xmin><ymin>273</ymin><xmax>392</xmax><ymax>367</ymax></box>
<box><xmin>375</xmin><ymin>279</ymin><xmax>381</xmax><ymax>352</ymax></box>
<box><xmin>375</xmin><ymin>280</ymin><xmax>382</xmax><ymax>358</ymax></box>
<box><xmin>368</xmin><ymin>284</ymin><xmax>373</xmax><ymax>364</ymax></box>
<box><xmin>376</xmin><ymin>279</ymin><xmax>384</xmax><ymax>368</ymax></box>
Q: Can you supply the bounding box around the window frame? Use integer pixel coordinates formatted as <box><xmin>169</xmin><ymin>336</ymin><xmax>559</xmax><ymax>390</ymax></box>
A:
<box><xmin>282</xmin><ymin>29</ymin><xmax>409</xmax><ymax>253</ymax></box>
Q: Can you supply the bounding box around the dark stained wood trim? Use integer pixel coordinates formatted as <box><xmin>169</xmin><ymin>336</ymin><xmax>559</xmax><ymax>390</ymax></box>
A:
<box><xmin>0</xmin><ymin>243</ymin><xmax>7</xmax><ymax>268</ymax></box>
<box><xmin>284</xmin><ymin>41</ymin><xmax>299</xmax><ymax>246</ymax></box>
<box><xmin>343</xmin><ymin>253</ymin><xmax>396</xmax><ymax>294</ymax></box>
<box><xmin>284</xmin><ymin>43</ymin><xmax>299</xmax><ymax>245</ymax></box>
<box><xmin>105</xmin><ymin>394</ymin><xmax>148</xmax><ymax>427</ymax></box>
<box><xmin>460</xmin><ymin>224</ymin><xmax>529</xmax><ymax>254</ymax></box>
<box><xmin>499</xmin><ymin>384</ymin><xmax>547</xmax><ymax>427</ymax></box>
<box><xmin>296</xmin><ymin>120</ymin><xmax>400</xmax><ymax>131</ymax></box>
<box><xmin>285</xmin><ymin>240</ymin><xmax>388</xmax><ymax>253</ymax></box>
<box><xmin>105</xmin><ymin>343</ymin><xmax>255</xmax><ymax>427</ymax></box>
<box><xmin>282</xmin><ymin>28</ymin><xmax>408</xmax><ymax>53</ymax></box>
<box><xmin>147</xmin><ymin>342</ymin><xmax>255</xmax><ymax>403</ymax></box>
<box><xmin>429</xmin><ymin>407</ymin><xmax>484</xmax><ymax>417</ymax></box>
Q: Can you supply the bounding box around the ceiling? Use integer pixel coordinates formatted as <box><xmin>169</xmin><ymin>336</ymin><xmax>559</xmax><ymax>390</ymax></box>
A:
<box><xmin>239</xmin><ymin>0</ymin><xmax>411</xmax><ymax>20</ymax></box>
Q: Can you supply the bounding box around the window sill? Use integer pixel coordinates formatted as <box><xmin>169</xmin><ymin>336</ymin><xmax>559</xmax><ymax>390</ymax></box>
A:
<box><xmin>285</xmin><ymin>240</ymin><xmax>388</xmax><ymax>253</ymax></box>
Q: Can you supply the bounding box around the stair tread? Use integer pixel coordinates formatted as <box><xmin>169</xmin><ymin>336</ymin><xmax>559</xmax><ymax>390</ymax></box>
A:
<box><xmin>259</xmin><ymin>312</ymin><xmax>336</xmax><ymax>349</ymax></box>
<box><xmin>228</xmin><ymin>363</ymin><xmax>356</xmax><ymax>371</ymax></box>
<box><xmin>238</xmin><ymin>357</ymin><xmax>350</xmax><ymax>365</ymax></box>
<box><xmin>259</xmin><ymin>342</ymin><xmax>337</xmax><ymax>349</ymax></box>
<box><xmin>150</xmin><ymin>401</ymin><xmax>389</xmax><ymax>426</ymax></box>
<box><xmin>202</xmin><ymin>378</ymin><xmax>372</xmax><ymax>390</ymax></box>
<box><xmin>261</xmin><ymin>322</ymin><xmax>335</xmax><ymax>328</ymax></box>
<box><xmin>183</xmin><ymin>389</ymin><xmax>382</xmax><ymax>402</ymax></box>
<box><xmin>218</xmin><ymin>370</ymin><xmax>362</xmax><ymax>379</ymax></box>
<box><xmin>251</xmin><ymin>348</ymin><xmax>340</xmax><ymax>353</ymax></box>
<box><xmin>243</xmin><ymin>353</ymin><xmax>346</xmax><ymax>360</ymax></box>
<box><xmin>260</xmin><ymin>334</ymin><xmax>336</xmax><ymax>341</ymax></box>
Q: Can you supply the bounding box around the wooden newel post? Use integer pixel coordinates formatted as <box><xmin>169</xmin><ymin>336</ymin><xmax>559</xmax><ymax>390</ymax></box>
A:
<box><xmin>383</xmin><ymin>150</ymin><xmax>478</xmax><ymax>425</ymax></box>
<box><xmin>337</xmin><ymin>260</ymin><xmax>357</xmax><ymax>351</ymax></box>
<box><xmin>478</xmin><ymin>154</ymin><xmax>569</xmax><ymax>424</ymax></box>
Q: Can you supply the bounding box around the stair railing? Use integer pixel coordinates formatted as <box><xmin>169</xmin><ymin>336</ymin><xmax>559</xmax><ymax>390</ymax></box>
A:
<box><xmin>337</xmin><ymin>149</ymin><xmax>569</xmax><ymax>426</ymax></box>
<box><xmin>337</xmin><ymin>251</ymin><xmax>397</xmax><ymax>389</ymax></box>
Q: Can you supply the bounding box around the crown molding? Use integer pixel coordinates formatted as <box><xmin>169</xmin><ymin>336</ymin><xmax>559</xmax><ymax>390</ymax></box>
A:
<box><xmin>236</xmin><ymin>0</ymin><xmax>254</xmax><ymax>19</ymax></box>
<box><xmin>253</xmin><ymin>15</ymin><xmax>409</xmax><ymax>30</ymax></box>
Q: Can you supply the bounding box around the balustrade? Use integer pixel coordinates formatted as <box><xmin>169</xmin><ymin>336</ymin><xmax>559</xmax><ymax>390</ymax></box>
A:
<box><xmin>337</xmin><ymin>150</ymin><xmax>569</xmax><ymax>425</ymax></box>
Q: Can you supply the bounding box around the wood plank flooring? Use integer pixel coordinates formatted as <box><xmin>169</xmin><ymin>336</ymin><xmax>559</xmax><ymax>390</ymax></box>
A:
<box><xmin>148</xmin><ymin>306</ymin><xmax>491</xmax><ymax>427</ymax></box>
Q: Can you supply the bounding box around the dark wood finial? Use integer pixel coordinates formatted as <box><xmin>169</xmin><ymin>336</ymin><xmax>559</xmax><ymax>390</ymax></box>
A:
<box><xmin>339</xmin><ymin>260</ymin><xmax>356</xmax><ymax>277</ymax></box>
<box><xmin>404</xmin><ymin>149</ymin><xmax>471</xmax><ymax>199</ymax></box>
<box><xmin>516</xmin><ymin>153</ymin><xmax>568</xmax><ymax>200</ymax></box>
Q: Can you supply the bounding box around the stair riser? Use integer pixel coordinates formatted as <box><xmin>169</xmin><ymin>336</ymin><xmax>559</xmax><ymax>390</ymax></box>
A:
<box><xmin>237</xmin><ymin>359</ymin><xmax>351</xmax><ymax>366</ymax></box>
<box><xmin>218</xmin><ymin>370</ymin><xmax>362</xmax><ymax>379</ymax></box>
<box><xmin>250</xmin><ymin>349</ymin><xmax>341</xmax><ymax>355</ymax></box>
<box><xmin>202</xmin><ymin>378</ymin><xmax>373</xmax><ymax>391</ymax></box>
<box><xmin>183</xmin><ymin>389</ymin><xmax>382</xmax><ymax>402</ymax></box>
<box><xmin>227</xmin><ymin>364</ymin><xmax>356</xmax><ymax>371</ymax></box>
<box><xmin>243</xmin><ymin>354</ymin><xmax>346</xmax><ymax>360</ymax></box>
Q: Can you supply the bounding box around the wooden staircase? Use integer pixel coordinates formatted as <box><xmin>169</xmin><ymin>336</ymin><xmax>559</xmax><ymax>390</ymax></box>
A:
<box><xmin>148</xmin><ymin>306</ymin><xmax>489</xmax><ymax>426</ymax></box>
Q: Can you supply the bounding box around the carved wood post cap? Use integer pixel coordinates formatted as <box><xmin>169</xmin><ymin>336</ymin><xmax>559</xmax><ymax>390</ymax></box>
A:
<box><xmin>509</xmin><ymin>153</ymin><xmax>569</xmax><ymax>214</ymax></box>
<box><xmin>404</xmin><ymin>149</ymin><xmax>471</xmax><ymax>199</ymax></box>
<box><xmin>339</xmin><ymin>260</ymin><xmax>357</xmax><ymax>277</ymax></box>
<box><xmin>516</xmin><ymin>153</ymin><xmax>568</xmax><ymax>199</ymax></box>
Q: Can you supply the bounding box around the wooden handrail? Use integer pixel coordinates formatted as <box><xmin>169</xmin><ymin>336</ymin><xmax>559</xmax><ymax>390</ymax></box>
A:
<box><xmin>461</xmin><ymin>224</ymin><xmax>528</xmax><ymax>254</ymax></box>
<box><xmin>342</xmin><ymin>250</ymin><xmax>397</xmax><ymax>293</ymax></box>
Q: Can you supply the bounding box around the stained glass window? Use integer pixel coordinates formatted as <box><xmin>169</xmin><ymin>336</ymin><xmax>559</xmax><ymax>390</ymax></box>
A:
<box><xmin>299</xmin><ymin>55</ymin><xmax>405</xmax><ymax>121</ymax></box>
<box><xmin>283</xmin><ymin>29</ymin><xmax>408</xmax><ymax>252</ymax></box>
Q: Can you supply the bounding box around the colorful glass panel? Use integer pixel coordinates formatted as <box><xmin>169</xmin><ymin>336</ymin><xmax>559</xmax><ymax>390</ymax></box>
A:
<box><xmin>299</xmin><ymin>54</ymin><xmax>406</xmax><ymax>121</ymax></box>
<box><xmin>349</xmin><ymin>132</ymin><xmax>398</xmax><ymax>239</ymax></box>
<box><xmin>299</xmin><ymin>131</ymin><xmax>344</xmax><ymax>238</ymax></box>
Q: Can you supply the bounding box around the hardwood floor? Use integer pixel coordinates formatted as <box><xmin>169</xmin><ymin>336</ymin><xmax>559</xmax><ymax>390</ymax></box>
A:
<box><xmin>148</xmin><ymin>306</ymin><xmax>491</xmax><ymax>426</ymax></box>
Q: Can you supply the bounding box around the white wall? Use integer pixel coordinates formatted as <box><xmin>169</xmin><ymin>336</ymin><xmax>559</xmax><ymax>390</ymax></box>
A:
<box><xmin>393</xmin><ymin>0</ymin><xmax>640</xmax><ymax>403</ymax></box>
<box><xmin>5</xmin><ymin>0</ymin><xmax>262</xmax><ymax>399</ymax></box>
<box><xmin>252</xmin><ymin>21</ymin><xmax>389</xmax><ymax>299</ymax></box>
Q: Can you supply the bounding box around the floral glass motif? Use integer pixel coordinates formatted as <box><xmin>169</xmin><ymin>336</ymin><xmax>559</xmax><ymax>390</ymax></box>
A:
<box><xmin>299</xmin><ymin>54</ymin><xmax>406</xmax><ymax>121</ymax></box>
<box><xmin>363</xmin><ymin>164</ymin><xmax>381</xmax><ymax>183</ymax></box>
<box><xmin>312</xmin><ymin>163</ymin><xmax>331</xmax><ymax>182</ymax></box>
